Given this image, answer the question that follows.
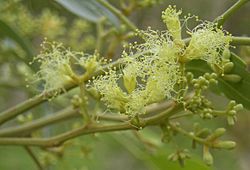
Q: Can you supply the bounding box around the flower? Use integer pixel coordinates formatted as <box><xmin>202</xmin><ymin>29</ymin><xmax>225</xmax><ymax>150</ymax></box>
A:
<box><xmin>184</xmin><ymin>22</ymin><xmax>232</xmax><ymax>68</ymax></box>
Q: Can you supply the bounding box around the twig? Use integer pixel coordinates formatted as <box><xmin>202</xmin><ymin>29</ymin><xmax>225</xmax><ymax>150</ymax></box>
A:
<box><xmin>184</xmin><ymin>36</ymin><xmax>250</xmax><ymax>46</ymax></box>
<box><xmin>0</xmin><ymin>100</ymin><xmax>172</xmax><ymax>137</ymax></box>
<box><xmin>170</xmin><ymin>112</ymin><xmax>193</xmax><ymax>120</ymax></box>
<box><xmin>24</xmin><ymin>146</ymin><xmax>43</xmax><ymax>170</ymax></box>
<box><xmin>231</xmin><ymin>36</ymin><xmax>250</xmax><ymax>46</ymax></box>
<box><xmin>169</xmin><ymin>123</ymin><xmax>207</xmax><ymax>145</ymax></box>
<box><xmin>0</xmin><ymin>102</ymin><xmax>181</xmax><ymax>147</ymax></box>
<box><xmin>0</xmin><ymin>83</ymin><xmax>76</xmax><ymax>125</ymax></box>
<box><xmin>0</xmin><ymin>36</ymin><xmax>249</xmax><ymax>126</ymax></box>
<box><xmin>96</xmin><ymin>0</ymin><xmax>137</xmax><ymax>31</ymax></box>
<box><xmin>0</xmin><ymin>59</ymin><xmax>122</xmax><ymax>126</ymax></box>
<box><xmin>214</xmin><ymin>0</ymin><xmax>250</xmax><ymax>27</ymax></box>
<box><xmin>0</xmin><ymin>108</ymin><xmax>78</xmax><ymax>137</ymax></box>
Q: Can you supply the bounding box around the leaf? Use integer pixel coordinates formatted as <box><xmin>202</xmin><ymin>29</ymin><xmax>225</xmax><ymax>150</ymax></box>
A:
<box><xmin>186</xmin><ymin>53</ymin><xmax>250</xmax><ymax>110</ymax></box>
<box><xmin>217</xmin><ymin>53</ymin><xmax>250</xmax><ymax>109</ymax></box>
<box><xmin>56</xmin><ymin>0</ymin><xmax>119</xmax><ymax>26</ymax></box>
<box><xmin>0</xmin><ymin>19</ymin><xmax>34</xmax><ymax>61</ymax></box>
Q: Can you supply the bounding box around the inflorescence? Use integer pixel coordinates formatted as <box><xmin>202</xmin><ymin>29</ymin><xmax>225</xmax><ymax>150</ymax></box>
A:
<box><xmin>32</xmin><ymin>5</ymin><xmax>243</xmax><ymax>166</ymax></box>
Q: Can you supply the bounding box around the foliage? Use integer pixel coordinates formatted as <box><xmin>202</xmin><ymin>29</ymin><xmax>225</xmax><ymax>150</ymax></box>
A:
<box><xmin>0</xmin><ymin>0</ymin><xmax>250</xmax><ymax>170</ymax></box>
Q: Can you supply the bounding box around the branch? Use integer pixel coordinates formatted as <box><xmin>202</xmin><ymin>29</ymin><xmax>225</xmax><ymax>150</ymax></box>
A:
<box><xmin>0</xmin><ymin>107</ymin><xmax>78</xmax><ymax>137</ymax></box>
<box><xmin>0</xmin><ymin>83</ymin><xmax>76</xmax><ymax>125</ymax></box>
<box><xmin>169</xmin><ymin>123</ymin><xmax>207</xmax><ymax>145</ymax></box>
<box><xmin>0</xmin><ymin>59</ymin><xmax>122</xmax><ymax>126</ymax></box>
<box><xmin>1</xmin><ymin>34</ymin><xmax>249</xmax><ymax>127</ymax></box>
<box><xmin>0</xmin><ymin>100</ymin><xmax>172</xmax><ymax>137</ymax></box>
<box><xmin>0</xmin><ymin>102</ymin><xmax>182</xmax><ymax>147</ymax></box>
<box><xmin>184</xmin><ymin>36</ymin><xmax>250</xmax><ymax>46</ymax></box>
<box><xmin>231</xmin><ymin>36</ymin><xmax>250</xmax><ymax>46</ymax></box>
<box><xmin>96</xmin><ymin>0</ymin><xmax>137</xmax><ymax>31</ymax></box>
<box><xmin>214</xmin><ymin>0</ymin><xmax>250</xmax><ymax>27</ymax></box>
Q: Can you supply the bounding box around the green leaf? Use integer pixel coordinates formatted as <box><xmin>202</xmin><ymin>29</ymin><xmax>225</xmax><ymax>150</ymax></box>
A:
<box><xmin>0</xmin><ymin>19</ymin><xmax>34</xmax><ymax>61</ymax></box>
<box><xmin>56</xmin><ymin>0</ymin><xmax>119</xmax><ymax>26</ymax></box>
<box><xmin>186</xmin><ymin>53</ymin><xmax>250</xmax><ymax>110</ymax></box>
<box><xmin>217</xmin><ymin>53</ymin><xmax>250</xmax><ymax>109</ymax></box>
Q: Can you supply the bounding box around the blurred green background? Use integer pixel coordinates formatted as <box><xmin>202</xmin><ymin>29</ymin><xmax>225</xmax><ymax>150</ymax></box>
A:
<box><xmin>0</xmin><ymin>0</ymin><xmax>249</xmax><ymax>170</ymax></box>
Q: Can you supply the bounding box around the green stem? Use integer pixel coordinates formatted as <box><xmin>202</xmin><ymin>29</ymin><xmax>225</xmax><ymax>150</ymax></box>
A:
<box><xmin>169</xmin><ymin>123</ymin><xmax>208</xmax><ymax>145</ymax></box>
<box><xmin>24</xmin><ymin>146</ymin><xmax>43</xmax><ymax>170</ymax></box>
<box><xmin>231</xmin><ymin>36</ymin><xmax>250</xmax><ymax>46</ymax></box>
<box><xmin>0</xmin><ymin>102</ymin><xmax>181</xmax><ymax>146</ymax></box>
<box><xmin>0</xmin><ymin>83</ymin><xmax>76</xmax><ymax>126</ymax></box>
<box><xmin>170</xmin><ymin>112</ymin><xmax>193</xmax><ymax>120</ymax></box>
<box><xmin>96</xmin><ymin>17</ymin><xmax>105</xmax><ymax>52</ymax></box>
<box><xmin>79</xmin><ymin>82</ymin><xmax>91</xmax><ymax>123</ymax></box>
<box><xmin>96</xmin><ymin>0</ymin><xmax>137</xmax><ymax>31</ymax></box>
<box><xmin>183</xmin><ymin>36</ymin><xmax>250</xmax><ymax>46</ymax></box>
<box><xmin>184</xmin><ymin>36</ymin><xmax>250</xmax><ymax>46</ymax></box>
<box><xmin>0</xmin><ymin>108</ymin><xmax>78</xmax><ymax>137</ymax></box>
<box><xmin>0</xmin><ymin>59</ymin><xmax>122</xmax><ymax>126</ymax></box>
<box><xmin>0</xmin><ymin>100</ymin><xmax>172</xmax><ymax>137</ymax></box>
<box><xmin>214</xmin><ymin>0</ymin><xmax>250</xmax><ymax>26</ymax></box>
<box><xmin>1</xmin><ymin>35</ymin><xmax>249</xmax><ymax>126</ymax></box>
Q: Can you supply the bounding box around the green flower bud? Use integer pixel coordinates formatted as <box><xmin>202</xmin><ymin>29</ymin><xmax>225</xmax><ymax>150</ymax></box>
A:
<box><xmin>203</xmin><ymin>146</ymin><xmax>213</xmax><ymax>166</ymax></box>
<box><xmin>228</xmin><ymin>110</ymin><xmax>236</xmax><ymax>116</ymax></box>
<box><xmin>71</xmin><ymin>95</ymin><xmax>82</xmax><ymax>108</ymax></box>
<box><xmin>234</xmin><ymin>104</ymin><xmax>243</xmax><ymax>111</ymax></box>
<box><xmin>207</xmin><ymin>128</ymin><xmax>226</xmax><ymax>141</ymax></box>
<box><xmin>222</xmin><ymin>48</ymin><xmax>231</xmax><ymax>60</ymax></box>
<box><xmin>162</xmin><ymin>6</ymin><xmax>183</xmax><ymax>43</ymax></box>
<box><xmin>229</xmin><ymin>100</ymin><xmax>236</xmax><ymax>107</ymax></box>
<box><xmin>87</xmin><ymin>87</ymin><xmax>101</xmax><ymax>99</ymax></box>
<box><xmin>223</xmin><ymin>62</ymin><xmax>234</xmax><ymax>73</ymax></box>
<box><xmin>196</xmin><ymin>128</ymin><xmax>211</xmax><ymax>138</ymax></box>
<box><xmin>227</xmin><ymin>116</ymin><xmax>236</xmax><ymax>125</ymax></box>
<box><xmin>123</xmin><ymin>74</ymin><xmax>137</xmax><ymax>94</ymax></box>
<box><xmin>213</xmin><ymin>141</ymin><xmax>236</xmax><ymax>150</ymax></box>
<box><xmin>222</xmin><ymin>74</ymin><xmax>242</xmax><ymax>83</ymax></box>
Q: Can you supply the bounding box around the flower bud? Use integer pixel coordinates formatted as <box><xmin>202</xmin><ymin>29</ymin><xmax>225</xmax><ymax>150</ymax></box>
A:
<box><xmin>222</xmin><ymin>48</ymin><xmax>231</xmax><ymax>60</ymax></box>
<box><xmin>71</xmin><ymin>95</ymin><xmax>82</xmax><ymax>108</ymax></box>
<box><xmin>227</xmin><ymin>116</ymin><xmax>236</xmax><ymax>125</ymax></box>
<box><xmin>213</xmin><ymin>141</ymin><xmax>236</xmax><ymax>150</ymax></box>
<box><xmin>162</xmin><ymin>6</ymin><xmax>183</xmax><ymax>44</ymax></box>
<box><xmin>223</xmin><ymin>62</ymin><xmax>234</xmax><ymax>73</ymax></box>
<box><xmin>222</xmin><ymin>74</ymin><xmax>242</xmax><ymax>83</ymax></box>
<box><xmin>123</xmin><ymin>74</ymin><xmax>137</xmax><ymax>94</ymax></box>
<box><xmin>207</xmin><ymin>128</ymin><xmax>226</xmax><ymax>141</ymax></box>
<box><xmin>203</xmin><ymin>146</ymin><xmax>213</xmax><ymax>166</ymax></box>
<box><xmin>234</xmin><ymin>104</ymin><xmax>243</xmax><ymax>111</ymax></box>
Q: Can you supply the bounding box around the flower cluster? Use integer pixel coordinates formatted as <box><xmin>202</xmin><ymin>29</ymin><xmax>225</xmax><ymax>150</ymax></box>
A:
<box><xmin>184</xmin><ymin>22</ymin><xmax>232</xmax><ymax>68</ymax></box>
<box><xmin>91</xmin><ymin>29</ymin><xmax>183</xmax><ymax>116</ymax></box>
<box><xmin>32</xmin><ymin>40</ymin><xmax>99</xmax><ymax>94</ymax></box>
<box><xmin>90</xmin><ymin>6</ymin><xmax>232</xmax><ymax>117</ymax></box>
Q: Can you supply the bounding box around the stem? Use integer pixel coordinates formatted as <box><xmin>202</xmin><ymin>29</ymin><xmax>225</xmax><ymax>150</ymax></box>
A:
<box><xmin>231</xmin><ymin>36</ymin><xmax>250</xmax><ymax>46</ymax></box>
<box><xmin>0</xmin><ymin>108</ymin><xmax>78</xmax><ymax>137</ymax></box>
<box><xmin>169</xmin><ymin>123</ymin><xmax>208</xmax><ymax>145</ymax></box>
<box><xmin>170</xmin><ymin>112</ymin><xmax>193</xmax><ymax>120</ymax></box>
<box><xmin>79</xmin><ymin>82</ymin><xmax>90</xmax><ymax>123</ymax></box>
<box><xmin>0</xmin><ymin>83</ymin><xmax>76</xmax><ymax>126</ymax></box>
<box><xmin>96</xmin><ymin>17</ymin><xmax>105</xmax><ymax>52</ymax></box>
<box><xmin>1</xmin><ymin>35</ymin><xmax>249</xmax><ymax>126</ymax></box>
<box><xmin>184</xmin><ymin>36</ymin><xmax>250</xmax><ymax>46</ymax></box>
<box><xmin>0</xmin><ymin>59</ymin><xmax>122</xmax><ymax>126</ymax></box>
<box><xmin>0</xmin><ymin>100</ymin><xmax>172</xmax><ymax>137</ymax></box>
<box><xmin>214</xmin><ymin>0</ymin><xmax>250</xmax><ymax>26</ymax></box>
<box><xmin>0</xmin><ymin>102</ymin><xmax>181</xmax><ymax>146</ymax></box>
<box><xmin>96</xmin><ymin>0</ymin><xmax>137</xmax><ymax>31</ymax></box>
<box><xmin>24</xmin><ymin>146</ymin><xmax>43</xmax><ymax>170</ymax></box>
